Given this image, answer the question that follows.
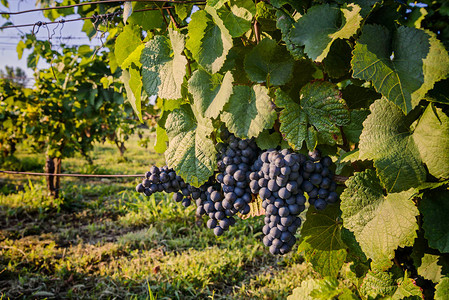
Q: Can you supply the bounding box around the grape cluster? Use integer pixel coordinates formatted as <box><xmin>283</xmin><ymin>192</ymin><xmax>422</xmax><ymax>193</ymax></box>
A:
<box><xmin>249</xmin><ymin>149</ymin><xmax>307</xmax><ymax>255</ymax></box>
<box><xmin>136</xmin><ymin>165</ymin><xmax>192</xmax><ymax>207</ymax></box>
<box><xmin>135</xmin><ymin>145</ymin><xmax>339</xmax><ymax>255</ymax></box>
<box><xmin>302</xmin><ymin>151</ymin><xmax>338</xmax><ymax>211</ymax></box>
<box><xmin>216</xmin><ymin>134</ymin><xmax>259</xmax><ymax>217</ymax></box>
<box><xmin>190</xmin><ymin>179</ymin><xmax>237</xmax><ymax>236</ymax></box>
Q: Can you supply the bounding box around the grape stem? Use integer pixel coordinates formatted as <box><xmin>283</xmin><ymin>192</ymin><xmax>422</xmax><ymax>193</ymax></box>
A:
<box><xmin>333</xmin><ymin>174</ymin><xmax>348</xmax><ymax>184</ymax></box>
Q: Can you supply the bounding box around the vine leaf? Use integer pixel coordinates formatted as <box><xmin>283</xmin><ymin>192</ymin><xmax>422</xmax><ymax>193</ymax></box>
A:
<box><xmin>287</xmin><ymin>279</ymin><xmax>321</xmax><ymax>300</ymax></box>
<box><xmin>298</xmin><ymin>205</ymin><xmax>347</xmax><ymax>278</ymax></box>
<box><xmin>420</xmin><ymin>189</ymin><xmax>449</xmax><ymax>253</ymax></box>
<box><xmin>154</xmin><ymin>125</ymin><xmax>168</xmax><ymax>153</ymax></box>
<box><xmin>165</xmin><ymin>104</ymin><xmax>217</xmax><ymax>187</ymax></box>
<box><xmin>123</xmin><ymin>2</ymin><xmax>132</xmax><ymax>23</ymax></box>
<box><xmin>255</xmin><ymin>130</ymin><xmax>281</xmax><ymax>150</ymax></box>
<box><xmin>275</xmin><ymin>82</ymin><xmax>349</xmax><ymax>151</ymax></box>
<box><xmin>141</xmin><ymin>29</ymin><xmax>187</xmax><ymax>100</ymax></box>
<box><xmin>413</xmin><ymin>105</ymin><xmax>449</xmax><ymax>179</ymax></box>
<box><xmin>186</xmin><ymin>8</ymin><xmax>233</xmax><ymax>74</ymax></box>
<box><xmin>435</xmin><ymin>277</ymin><xmax>449</xmax><ymax>300</ymax></box>
<box><xmin>342</xmin><ymin>109</ymin><xmax>370</xmax><ymax>144</ymax></box>
<box><xmin>207</xmin><ymin>0</ymin><xmax>226</xmax><ymax>9</ymax></box>
<box><xmin>340</xmin><ymin>169</ymin><xmax>419</xmax><ymax>270</ymax></box>
<box><xmin>289</xmin><ymin>3</ymin><xmax>362</xmax><ymax>62</ymax></box>
<box><xmin>359</xmin><ymin>99</ymin><xmax>426</xmax><ymax>192</ymax></box>
<box><xmin>288</xmin><ymin>277</ymin><xmax>355</xmax><ymax>300</ymax></box>
<box><xmin>360</xmin><ymin>270</ymin><xmax>423</xmax><ymax>299</ymax></box>
<box><xmin>188</xmin><ymin>70</ymin><xmax>233</xmax><ymax>119</ymax></box>
<box><xmin>417</xmin><ymin>254</ymin><xmax>443</xmax><ymax>283</ymax></box>
<box><xmin>121</xmin><ymin>68</ymin><xmax>142</xmax><ymax>122</ymax></box>
<box><xmin>127</xmin><ymin>3</ymin><xmax>165</xmax><ymax>31</ymax></box>
<box><xmin>221</xmin><ymin>85</ymin><xmax>276</xmax><ymax>139</ymax></box>
<box><xmin>244</xmin><ymin>38</ymin><xmax>294</xmax><ymax>86</ymax></box>
<box><xmin>276</xmin><ymin>9</ymin><xmax>304</xmax><ymax>60</ymax></box>
<box><xmin>216</xmin><ymin>0</ymin><xmax>255</xmax><ymax>38</ymax></box>
<box><xmin>114</xmin><ymin>24</ymin><xmax>143</xmax><ymax>69</ymax></box>
<box><xmin>352</xmin><ymin>25</ymin><xmax>449</xmax><ymax>113</ymax></box>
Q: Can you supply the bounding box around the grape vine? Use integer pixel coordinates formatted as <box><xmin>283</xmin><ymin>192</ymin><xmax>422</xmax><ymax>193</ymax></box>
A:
<box><xmin>6</xmin><ymin>0</ymin><xmax>449</xmax><ymax>297</ymax></box>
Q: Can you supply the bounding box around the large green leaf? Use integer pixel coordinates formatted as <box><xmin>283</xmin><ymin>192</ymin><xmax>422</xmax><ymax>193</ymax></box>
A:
<box><xmin>359</xmin><ymin>99</ymin><xmax>426</xmax><ymax>192</ymax></box>
<box><xmin>298</xmin><ymin>205</ymin><xmax>347</xmax><ymax>278</ymax></box>
<box><xmin>391</xmin><ymin>279</ymin><xmax>423</xmax><ymax>299</ymax></box>
<box><xmin>188</xmin><ymin>70</ymin><xmax>233</xmax><ymax>119</ymax></box>
<box><xmin>276</xmin><ymin>82</ymin><xmax>349</xmax><ymax>151</ymax></box>
<box><xmin>288</xmin><ymin>279</ymin><xmax>321</xmax><ymax>300</ymax></box>
<box><xmin>121</xmin><ymin>68</ymin><xmax>142</xmax><ymax>122</ymax></box>
<box><xmin>216</xmin><ymin>0</ymin><xmax>255</xmax><ymax>38</ymax></box>
<box><xmin>417</xmin><ymin>254</ymin><xmax>444</xmax><ymax>283</ymax></box>
<box><xmin>360</xmin><ymin>271</ymin><xmax>423</xmax><ymax>299</ymax></box>
<box><xmin>244</xmin><ymin>38</ymin><xmax>294</xmax><ymax>86</ymax></box>
<box><xmin>165</xmin><ymin>105</ymin><xmax>217</xmax><ymax>187</ymax></box>
<box><xmin>413</xmin><ymin>105</ymin><xmax>449</xmax><ymax>179</ymax></box>
<box><xmin>435</xmin><ymin>277</ymin><xmax>449</xmax><ymax>300</ymax></box>
<box><xmin>154</xmin><ymin>125</ymin><xmax>168</xmax><ymax>153</ymax></box>
<box><xmin>289</xmin><ymin>4</ymin><xmax>362</xmax><ymax>62</ymax></box>
<box><xmin>342</xmin><ymin>109</ymin><xmax>370</xmax><ymax>144</ymax></box>
<box><xmin>127</xmin><ymin>3</ymin><xmax>165</xmax><ymax>31</ymax></box>
<box><xmin>420</xmin><ymin>189</ymin><xmax>449</xmax><ymax>253</ymax></box>
<box><xmin>186</xmin><ymin>8</ymin><xmax>233</xmax><ymax>74</ymax></box>
<box><xmin>276</xmin><ymin>9</ymin><xmax>304</xmax><ymax>60</ymax></box>
<box><xmin>352</xmin><ymin>25</ymin><xmax>449</xmax><ymax>113</ymax></box>
<box><xmin>255</xmin><ymin>130</ymin><xmax>281</xmax><ymax>150</ymax></box>
<box><xmin>340</xmin><ymin>169</ymin><xmax>419</xmax><ymax>270</ymax></box>
<box><xmin>221</xmin><ymin>85</ymin><xmax>276</xmax><ymax>139</ymax></box>
<box><xmin>141</xmin><ymin>29</ymin><xmax>187</xmax><ymax>100</ymax></box>
<box><xmin>114</xmin><ymin>25</ymin><xmax>142</xmax><ymax>68</ymax></box>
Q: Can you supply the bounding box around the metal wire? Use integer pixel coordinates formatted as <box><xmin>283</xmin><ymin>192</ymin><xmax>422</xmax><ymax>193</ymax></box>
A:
<box><xmin>0</xmin><ymin>0</ymin><xmax>205</xmax><ymax>15</ymax></box>
<box><xmin>0</xmin><ymin>170</ymin><xmax>143</xmax><ymax>178</ymax></box>
<box><xmin>0</xmin><ymin>6</ymin><xmax>176</xmax><ymax>30</ymax></box>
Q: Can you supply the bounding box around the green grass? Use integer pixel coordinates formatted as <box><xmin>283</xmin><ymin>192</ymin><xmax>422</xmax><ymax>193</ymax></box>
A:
<box><xmin>0</xmin><ymin>132</ymin><xmax>318</xmax><ymax>299</ymax></box>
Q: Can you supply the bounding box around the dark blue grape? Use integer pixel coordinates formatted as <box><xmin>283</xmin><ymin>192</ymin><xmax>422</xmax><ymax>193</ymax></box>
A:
<box><xmin>302</xmin><ymin>181</ymin><xmax>314</xmax><ymax>193</ymax></box>
<box><xmin>318</xmin><ymin>188</ymin><xmax>329</xmax><ymax>199</ymax></box>
<box><xmin>182</xmin><ymin>198</ymin><xmax>191</xmax><ymax>207</ymax></box>
<box><xmin>269</xmin><ymin>244</ymin><xmax>280</xmax><ymax>255</ymax></box>
<box><xmin>281</xmin><ymin>216</ymin><xmax>294</xmax><ymax>226</ymax></box>
<box><xmin>267</xmin><ymin>179</ymin><xmax>279</xmax><ymax>192</ymax></box>
<box><xmin>288</xmin><ymin>204</ymin><xmax>301</xmax><ymax>215</ymax></box>
<box><xmin>308</xmin><ymin>188</ymin><xmax>318</xmax><ymax>198</ymax></box>
<box><xmin>304</xmin><ymin>161</ymin><xmax>315</xmax><ymax>173</ymax></box>
<box><xmin>269</xmin><ymin>227</ymin><xmax>281</xmax><ymax>239</ymax></box>
<box><xmin>326</xmin><ymin>192</ymin><xmax>338</xmax><ymax>203</ymax></box>
<box><xmin>214</xmin><ymin>226</ymin><xmax>224</xmax><ymax>236</ymax></box>
<box><xmin>263</xmin><ymin>235</ymin><xmax>272</xmax><ymax>247</ymax></box>
<box><xmin>233</xmin><ymin>170</ymin><xmax>246</xmax><ymax>182</ymax></box>
<box><xmin>286</xmin><ymin>181</ymin><xmax>298</xmax><ymax>193</ymax></box>
<box><xmin>314</xmin><ymin>198</ymin><xmax>327</xmax><ymax>210</ymax></box>
<box><xmin>321</xmin><ymin>168</ymin><xmax>330</xmax><ymax>177</ymax></box>
<box><xmin>240</xmin><ymin>205</ymin><xmax>251</xmax><ymax>215</ymax></box>
<box><xmin>259</xmin><ymin>187</ymin><xmax>271</xmax><ymax>199</ymax></box>
<box><xmin>278</xmin><ymin>207</ymin><xmax>290</xmax><ymax>217</ymax></box>
<box><xmin>310</xmin><ymin>173</ymin><xmax>322</xmax><ymax>185</ymax></box>
<box><xmin>320</xmin><ymin>177</ymin><xmax>331</xmax><ymax>189</ymax></box>
<box><xmin>278</xmin><ymin>187</ymin><xmax>291</xmax><ymax>200</ymax></box>
<box><xmin>136</xmin><ymin>183</ymin><xmax>145</xmax><ymax>193</ymax></box>
<box><xmin>258</xmin><ymin>178</ymin><xmax>268</xmax><ymax>188</ymax></box>
<box><xmin>281</xmin><ymin>166</ymin><xmax>291</xmax><ymax>176</ymax></box>
<box><xmin>321</xmin><ymin>156</ymin><xmax>332</xmax><ymax>167</ymax></box>
<box><xmin>234</xmin><ymin>198</ymin><xmax>245</xmax><ymax>210</ymax></box>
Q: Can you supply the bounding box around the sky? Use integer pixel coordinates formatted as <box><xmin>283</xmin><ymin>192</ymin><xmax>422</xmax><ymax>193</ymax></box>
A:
<box><xmin>0</xmin><ymin>0</ymin><xmax>104</xmax><ymax>87</ymax></box>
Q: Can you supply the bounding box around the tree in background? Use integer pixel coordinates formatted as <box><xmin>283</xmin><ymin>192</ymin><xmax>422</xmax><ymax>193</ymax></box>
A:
<box><xmin>0</xmin><ymin>66</ymin><xmax>28</xmax><ymax>87</ymax></box>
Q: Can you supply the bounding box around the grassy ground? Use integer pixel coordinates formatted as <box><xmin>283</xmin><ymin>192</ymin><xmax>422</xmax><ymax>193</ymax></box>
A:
<box><xmin>0</xmin><ymin>134</ymin><xmax>318</xmax><ymax>299</ymax></box>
